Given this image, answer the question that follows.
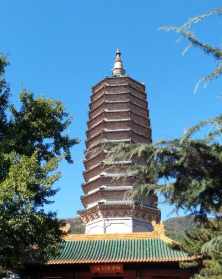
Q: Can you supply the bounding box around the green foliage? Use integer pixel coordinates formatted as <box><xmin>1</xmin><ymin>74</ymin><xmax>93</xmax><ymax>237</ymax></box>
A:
<box><xmin>0</xmin><ymin>153</ymin><xmax>61</xmax><ymax>272</ymax></box>
<box><xmin>0</xmin><ymin>55</ymin><xmax>9</xmax><ymax>136</ymax></box>
<box><xmin>108</xmin><ymin>116</ymin><xmax>222</xmax><ymax>219</ymax></box>
<box><xmin>65</xmin><ymin>217</ymin><xmax>85</xmax><ymax>234</ymax></box>
<box><xmin>163</xmin><ymin>216</ymin><xmax>196</xmax><ymax>242</ymax></box>
<box><xmin>160</xmin><ymin>7</ymin><xmax>222</xmax><ymax>91</ymax></box>
<box><xmin>108</xmin><ymin>114</ymin><xmax>222</xmax><ymax>279</ymax></box>
<box><xmin>0</xmin><ymin>55</ymin><xmax>78</xmax><ymax>275</ymax></box>
<box><xmin>8</xmin><ymin>91</ymin><xmax>78</xmax><ymax>163</ymax></box>
<box><xmin>159</xmin><ymin>9</ymin><xmax>222</xmax><ymax>275</ymax></box>
<box><xmin>181</xmin><ymin>220</ymin><xmax>222</xmax><ymax>279</ymax></box>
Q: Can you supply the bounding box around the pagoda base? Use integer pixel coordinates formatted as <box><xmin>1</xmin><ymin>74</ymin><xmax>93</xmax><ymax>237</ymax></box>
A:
<box><xmin>78</xmin><ymin>201</ymin><xmax>160</xmax><ymax>234</ymax></box>
<box><xmin>85</xmin><ymin>216</ymin><xmax>153</xmax><ymax>234</ymax></box>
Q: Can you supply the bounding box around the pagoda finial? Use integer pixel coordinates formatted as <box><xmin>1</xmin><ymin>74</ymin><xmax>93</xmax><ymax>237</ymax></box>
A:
<box><xmin>112</xmin><ymin>48</ymin><xmax>126</xmax><ymax>77</ymax></box>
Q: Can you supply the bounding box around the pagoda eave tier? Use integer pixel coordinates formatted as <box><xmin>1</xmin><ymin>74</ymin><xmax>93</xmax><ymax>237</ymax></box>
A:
<box><xmin>87</xmin><ymin>109</ymin><xmax>150</xmax><ymax>130</ymax></box>
<box><xmin>80</xmin><ymin>186</ymin><xmax>134</xmax><ymax>208</ymax></box>
<box><xmin>82</xmin><ymin>175</ymin><xmax>136</xmax><ymax>194</ymax></box>
<box><xmin>78</xmin><ymin>202</ymin><xmax>161</xmax><ymax>224</ymax></box>
<box><xmin>92</xmin><ymin>76</ymin><xmax>146</xmax><ymax>95</ymax></box>
<box><xmin>85</xmin><ymin>131</ymin><xmax>150</xmax><ymax>150</ymax></box>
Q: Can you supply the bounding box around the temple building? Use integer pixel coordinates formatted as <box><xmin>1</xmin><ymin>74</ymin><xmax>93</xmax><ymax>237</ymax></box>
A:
<box><xmin>28</xmin><ymin>50</ymin><xmax>198</xmax><ymax>279</ymax></box>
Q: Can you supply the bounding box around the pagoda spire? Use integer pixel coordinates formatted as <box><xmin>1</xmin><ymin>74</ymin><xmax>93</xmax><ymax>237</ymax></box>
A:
<box><xmin>112</xmin><ymin>48</ymin><xmax>126</xmax><ymax>76</ymax></box>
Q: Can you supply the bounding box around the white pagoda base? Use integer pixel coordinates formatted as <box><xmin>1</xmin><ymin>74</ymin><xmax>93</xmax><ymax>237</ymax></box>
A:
<box><xmin>85</xmin><ymin>217</ymin><xmax>153</xmax><ymax>234</ymax></box>
<box><xmin>79</xmin><ymin>201</ymin><xmax>160</xmax><ymax>235</ymax></box>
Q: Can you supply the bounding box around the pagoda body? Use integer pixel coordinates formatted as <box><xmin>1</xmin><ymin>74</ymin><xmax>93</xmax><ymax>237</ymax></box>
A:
<box><xmin>79</xmin><ymin>50</ymin><xmax>160</xmax><ymax>234</ymax></box>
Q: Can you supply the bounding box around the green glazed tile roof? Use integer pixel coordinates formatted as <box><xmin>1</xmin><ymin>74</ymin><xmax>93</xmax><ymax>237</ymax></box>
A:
<box><xmin>48</xmin><ymin>234</ymin><xmax>195</xmax><ymax>264</ymax></box>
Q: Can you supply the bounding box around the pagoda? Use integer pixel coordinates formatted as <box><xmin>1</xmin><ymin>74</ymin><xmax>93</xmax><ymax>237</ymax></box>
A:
<box><xmin>79</xmin><ymin>49</ymin><xmax>160</xmax><ymax>234</ymax></box>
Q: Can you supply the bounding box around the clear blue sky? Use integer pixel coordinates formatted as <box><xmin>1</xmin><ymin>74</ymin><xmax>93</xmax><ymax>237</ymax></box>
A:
<box><xmin>1</xmin><ymin>1</ymin><xmax>222</xmax><ymax>220</ymax></box>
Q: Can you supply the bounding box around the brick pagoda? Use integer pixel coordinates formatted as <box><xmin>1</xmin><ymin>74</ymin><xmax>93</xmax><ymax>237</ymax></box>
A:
<box><xmin>79</xmin><ymin>49</ymin><xmax>160</xmax><ymax>234</ymax></box>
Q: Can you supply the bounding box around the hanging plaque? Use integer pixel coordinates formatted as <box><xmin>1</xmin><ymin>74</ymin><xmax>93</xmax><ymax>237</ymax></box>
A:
<box><xmin>90</xmin><ymin>264</ymin><xmax>123</xmax><ymax>274</ymax></box>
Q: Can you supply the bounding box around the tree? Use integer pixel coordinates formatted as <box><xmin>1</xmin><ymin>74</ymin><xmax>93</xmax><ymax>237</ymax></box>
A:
<box><xmin>108</xmin><ymin>111</ymin><xmax>222</xmax><ymax>279</ymax></box>
<box><xmin>161</xmin><ymin>7</ymin><xmax>222</xmax><ymax>91</ymax></box>
<box><xmin>107</xmin><ymin>7</ymin><xmax>222</xmax><ymax>279</ymax></box>
<box><xmin>108</xmin><ymin>116</ymin><xmax>222</xmax><ymax>218</ymax></box>
<box><xmin>0</xmin><ymin>55</ymin><xmax>78</xmax><ymax>276</ymax></box>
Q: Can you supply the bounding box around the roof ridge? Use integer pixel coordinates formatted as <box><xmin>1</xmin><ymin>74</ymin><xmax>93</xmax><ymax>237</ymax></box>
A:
<box><xmin>62</xmin><ymin>221</ymin><xmax>174</xmax><ymax>244</ymax></box>
<box><xmin>63</xmin><ymin>232</ymin><xmax>173</xmax><ymax>244</ymax></box>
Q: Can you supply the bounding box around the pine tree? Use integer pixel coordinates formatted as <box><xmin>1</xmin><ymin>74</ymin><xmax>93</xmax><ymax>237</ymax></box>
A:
<box><xmin>108</xmin><ymin>115</ymin><xmax>222</xmax><ymax>279</ymax></box>
<box><xmin>161</xmin><ymin>7</ymin><xmax>222</xmax><ymax>92</ymax></box>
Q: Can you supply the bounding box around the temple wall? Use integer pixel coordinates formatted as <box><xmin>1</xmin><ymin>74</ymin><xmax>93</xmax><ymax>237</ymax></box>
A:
<box><xmin>33</xmin><ymin>263</ymin><xmax>195</xmax><ymax>279</ymax></box>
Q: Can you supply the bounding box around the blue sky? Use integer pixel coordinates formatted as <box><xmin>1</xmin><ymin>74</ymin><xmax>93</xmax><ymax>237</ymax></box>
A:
<box><xmin>1</xmin><ymin>1</ymin><xmax>222</xmax><ymax>220</ymax></box>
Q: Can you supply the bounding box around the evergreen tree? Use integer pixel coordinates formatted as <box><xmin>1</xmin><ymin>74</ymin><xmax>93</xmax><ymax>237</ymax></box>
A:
<box><xmin>108</xmin><ymin>7</ymin><xmax>222</xmax><ymax>279</ymax></box>
<box><xmin>108</xmin><ymin>115</ymin><xmax>222</xmax><ymax>279</ymax></box>
<box><xmin>0</xmin><ymin>55</ymin><xmax>78</xmax><ymax>276</ymax></box>
<box><xmin>161</xmin><ymin>7</ymin><xmax>222</xmax><ymax>91</ymax></box>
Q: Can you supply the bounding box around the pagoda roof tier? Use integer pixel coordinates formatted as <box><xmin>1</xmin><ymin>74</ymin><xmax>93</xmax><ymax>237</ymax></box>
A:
<box><xmin>86</xmin><ymin>171</ymin><xmax>136</xmax><ymax>183</ymax></box>
<box><xmin>82</xmin><ymin>176</ymin><xmax>136</xmax><ymax>194</ymax></box>
<box><xmin>87</xmin><ymin>112</ymin><xmax>149</xmax><ymax>137</ymax></box>
<box><xmin>84</xmin><ymin>147</ymin><xmax>138</xmax><ymax>164</ymax></box>
<box><xmin>86</xmin><ymin>138</ymin><xmax>132</xmax><ymax>151</ymax></box>
<box><xmin>83</xmin><ymin>160</ymin><xmax>131</xmax><ymax>176</ymax></box>
<box><xmin>81</xmin><ymin>185</ymin><xmax>134</xmax><ymax>208</ymax></box>
<box><xmin>90</xmin><ymin>87</ymin><xmax>147</xmax><ymax>104</ymax></box>
<box><xmin>85</xmin><ymin>185</ymin><xmax>133</xmax><ymax>196</ymax></box>
<box><xmin>92</xmin><ymin>76</ymin><xmax>146</xmax><ymax>95</ymax></box>
<box><xmin>88</xmin><ymin>117</ymin><xmax>131</xmax><ymax>130</ymax></box>
<box><xmin>88</xmin><ymin>109</ymin><xmax>130</xmax><ymax>123</ymax></box>
<box><xmin>84</xmin><ymin>146</ymin><xmax>106</xmax><ymax>160</ymax></box>
<box><xmin>83</xmin><ymin>166</ymin><xmax>133</xmax><ymax>183</ymax></box>
<box><xmin>86</xmin><ymin>128</ymin><xmax>150</xmax><ymax>145</ymax></box>
<box><xmin>85</xmin><ymin>130</ymin><xmax>149</xmax><ymax>150</ymax></box>
<box><xmin>88</xmin><ymin>108</ymin><xmax>148</xmax><ymax>122</ymax></box>
<box><xmin>86</xmin><ymin>119</ymin><xmax>150</xmax><ymax>139</ymax></box>
<box><xmin>89</xmin><ymin>91</ymin><xmax>148</xmax><ymax>112</ymax></box>
<box><xmin>89</xmin><ymin>99</ymin><xmax>148</xmax><ymax>116</ymax></box>
<box><xmin>87</xmin><ymin>117</ymin><xmax>148</xmax><ymax>131</ymax></box>
<box><xmin>87</xmin><ymin>128</ymin><xmax>131</xmax><ymax>141</ymax></box>
<box><xmin>89</xmin><ymin>106</ymin><xmax>149</xmax><ymax>125</ymax></box>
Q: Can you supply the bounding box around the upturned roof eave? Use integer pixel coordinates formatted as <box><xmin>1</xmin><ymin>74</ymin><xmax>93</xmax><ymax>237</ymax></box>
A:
<box><xmin>47</xmin><ymin>255</ymin><xmax>199</xmax><ymax>265</ymax></box>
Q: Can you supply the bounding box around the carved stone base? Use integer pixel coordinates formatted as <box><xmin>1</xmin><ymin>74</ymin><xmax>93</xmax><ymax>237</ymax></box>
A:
<box><xmin>78</xmin><ymin>202</ymin><xmax>160</xmax><ymax>234</ymax></box>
